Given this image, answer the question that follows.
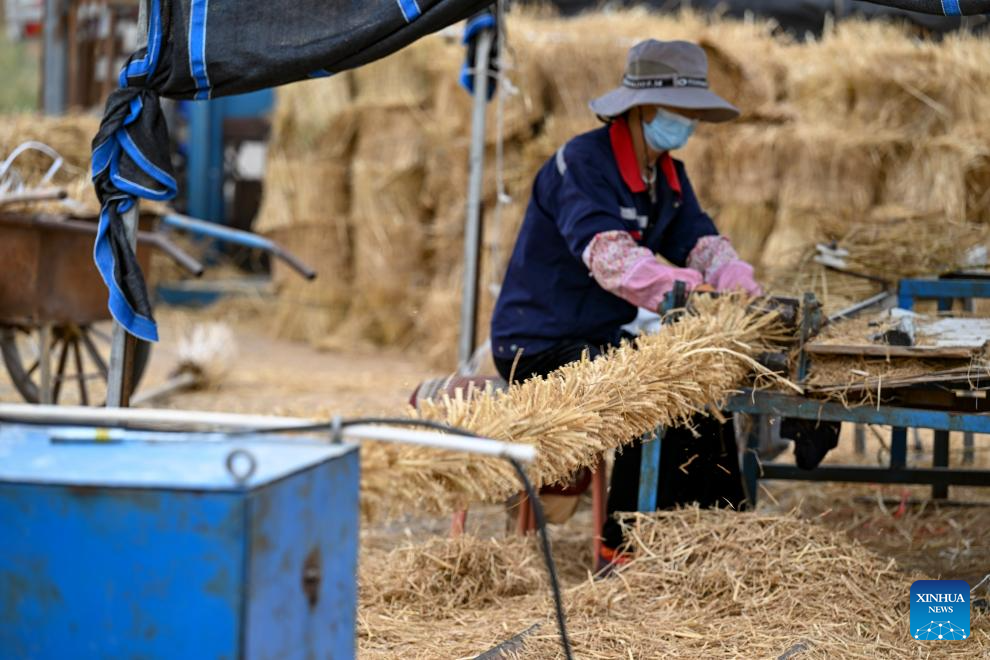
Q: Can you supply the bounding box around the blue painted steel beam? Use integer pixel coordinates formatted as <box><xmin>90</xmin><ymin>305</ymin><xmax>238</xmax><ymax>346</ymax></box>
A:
<box><xmin>898</xmin><ymin>278</ymin><xmax>990</xmax><ymax>309</ymax></box>
<box><xmin>727</xmin><ymin>392</ymin><xmax>990</xmax><ymax>435</ymax></box>
<box><xmin>637</xmin><ymin>428</ymin><xmax>662</xmax><ymax>512</ymax></box>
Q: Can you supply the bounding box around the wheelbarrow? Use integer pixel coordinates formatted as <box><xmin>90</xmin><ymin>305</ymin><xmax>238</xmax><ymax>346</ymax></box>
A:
<box><xmin>0</xmin><ymin>210</ymin><xmax>315</xmax><ymax>406</ymax></box>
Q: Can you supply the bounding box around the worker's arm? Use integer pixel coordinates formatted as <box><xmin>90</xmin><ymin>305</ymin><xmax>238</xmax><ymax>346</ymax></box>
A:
<box><xmin>687</xmin><ymin>236</ymin><xmax>762</xmax><ymax>297</ymax></box>
<box><xmin>555</xmin><ymin>149</ymin><xmax>703</xmax><ymax>310</ymax></box>
<box><xmin>582</xmin><ymin>231</ymin><xmax>702</xmax><ymax>311</ymax></box>
<box><xmin>659</xmin><ymin>161</ymin><xmax>762</xmax><ymax>296</ymax></box>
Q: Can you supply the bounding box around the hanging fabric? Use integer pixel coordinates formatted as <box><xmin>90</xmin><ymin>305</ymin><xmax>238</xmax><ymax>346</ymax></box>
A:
<box><xmin>92</xmin><ymin>0</ymin><xmax>493</xmax><ymax>341</ymax></box>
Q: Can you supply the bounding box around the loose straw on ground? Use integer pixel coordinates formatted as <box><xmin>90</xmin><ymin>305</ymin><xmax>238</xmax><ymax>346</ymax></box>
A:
<box><xmin>359</xmin><ymin>507</ymin><xmax>990</xmax><ymax>659</ymax></box>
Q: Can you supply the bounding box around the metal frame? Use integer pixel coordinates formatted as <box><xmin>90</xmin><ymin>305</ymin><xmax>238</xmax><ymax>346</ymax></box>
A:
<box><xmin>728</xmin><ymin>391</ymin><xmax>990</xmax><ymax>506</ymax></box>
<box><xmin>896</xmin><ymin>276</ymin><xmax>990</xmax><ymax>474</ymax></box>
<box><xmin>635</xmin><ymin>277</ymin><xmax>990</xmax><ymax>512</ymax></box>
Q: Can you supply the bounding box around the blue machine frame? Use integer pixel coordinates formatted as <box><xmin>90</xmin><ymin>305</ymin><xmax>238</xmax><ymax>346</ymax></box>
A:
<box><xmin>0</xmin><ymin>425</ymin><xmax>360</xmax><ymax>659</ymax></box>
<box><xmin>637</xmin><ymin>276</ymin><xmax>990</xmax><ymax>511</ymax></box>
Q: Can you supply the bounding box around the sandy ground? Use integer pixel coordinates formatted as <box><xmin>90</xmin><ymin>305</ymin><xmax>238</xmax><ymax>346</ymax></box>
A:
<box><xmin>2</xmin><ymin>300</ymin><xmax>987</xmax><ymax>591</ymax></box>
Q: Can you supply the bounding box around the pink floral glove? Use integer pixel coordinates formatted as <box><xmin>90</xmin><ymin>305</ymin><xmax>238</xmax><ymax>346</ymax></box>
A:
<box><xmin>709</xmin><ymin>260</ymin><xmax>763</xmax><ymax>296</ymax></box>
<box><xmin>583</xmin><ymin>231</ymin><xmax>704</xmax><ymax>311</ymax></box>
<box><xmin>687</xmin><ymin>235</ymin><xmax>762</xmax><ymax>296</ymax></box>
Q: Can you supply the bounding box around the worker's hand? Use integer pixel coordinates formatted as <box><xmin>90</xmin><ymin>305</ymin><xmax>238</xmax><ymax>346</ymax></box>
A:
<box><xmin>709</xmin><ymin>260</ymin><xmax>763</xmax><ymax>297</ymax></box>
<box><xmin>693</xmin><ymin>283</ymin><xmax>716</xmax><ymax>294</ymax></box>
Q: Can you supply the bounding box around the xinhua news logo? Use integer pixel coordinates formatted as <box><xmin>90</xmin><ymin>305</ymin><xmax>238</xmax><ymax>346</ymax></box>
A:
<box><xmin>911</xmin><ymin>580</ymin><xmax>970</xmax><ymax>641</ymax></box>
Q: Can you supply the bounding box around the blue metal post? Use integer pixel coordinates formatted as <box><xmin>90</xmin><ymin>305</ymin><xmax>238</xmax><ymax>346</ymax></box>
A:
<box><xmin>637</xmin><ymin>428</ymin><xmax>662</xmax><ymax>512</ymax></box>
<box><xmin>186</xmin><ymin>100</ymin><xmax>216</xmax><ymax>221</ymax></box>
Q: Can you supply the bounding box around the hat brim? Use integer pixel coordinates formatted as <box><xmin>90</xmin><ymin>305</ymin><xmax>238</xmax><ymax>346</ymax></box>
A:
<box><xmin>588</xmin><ymin>86</ymin><xmax>740</xmax><ymax>123</ymax></box>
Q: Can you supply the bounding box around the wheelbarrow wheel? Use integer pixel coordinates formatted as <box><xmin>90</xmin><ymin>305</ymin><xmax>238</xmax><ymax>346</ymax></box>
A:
<box><xmin>0</xmin><ymin>322</ymin><xmax>151</xmax><ymax>405</ymax></box>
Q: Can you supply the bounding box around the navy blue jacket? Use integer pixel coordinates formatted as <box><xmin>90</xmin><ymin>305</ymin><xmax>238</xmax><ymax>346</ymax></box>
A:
<box><xmin>490</xmin><ymin>119</ymin><xmax>718</xmax><ymax>360</ymax></box>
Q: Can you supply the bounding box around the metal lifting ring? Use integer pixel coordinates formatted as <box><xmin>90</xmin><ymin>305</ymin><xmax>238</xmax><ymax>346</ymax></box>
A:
<box><xmin>225</xmin><ymin>448</ymin><xmax>257</xmax><ymax>484</ymax></box>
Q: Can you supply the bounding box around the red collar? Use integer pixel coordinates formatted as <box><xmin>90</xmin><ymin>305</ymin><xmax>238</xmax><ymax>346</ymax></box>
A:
<box><xmin>608</xmin><ymin>117</ymin><xmax>682</xmax><ymax>198</ymax></box>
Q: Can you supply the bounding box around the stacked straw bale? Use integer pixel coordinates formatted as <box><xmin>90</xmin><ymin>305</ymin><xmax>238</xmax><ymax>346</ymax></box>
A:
<box><xmin>259</xmin><ymin>10</ymin><xmax>990</xmax><ymax>366</ymax></box>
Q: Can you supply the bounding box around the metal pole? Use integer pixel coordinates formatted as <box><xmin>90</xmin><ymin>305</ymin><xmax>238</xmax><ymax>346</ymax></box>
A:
<box><xmin>38</xmin><ymin>324</ymin><xmax>53</xmax><ymax>404</ymax></box>
<box><xmin>457</xmin><ymin>28</ymin><xmax>494</xmax><ymax>374</ymax></box>
<box><xmin>106</xmin><ymin>0</ymin><xmax>147</xmax><ymax>408</ymax></box>
<box><xmin>42</xmin><ymin>0</ymin><xmax>67</xmax><ymax>114</ymax></box>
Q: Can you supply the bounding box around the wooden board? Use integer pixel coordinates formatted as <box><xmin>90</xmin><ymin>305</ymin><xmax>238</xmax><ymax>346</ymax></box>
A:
<box><xmin>805</xmin><ymin>344</ymin><xmax>979</xmax><ymax>359</ymax></box>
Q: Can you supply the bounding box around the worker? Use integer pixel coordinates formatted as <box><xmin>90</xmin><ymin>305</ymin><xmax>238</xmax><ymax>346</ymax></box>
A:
<box><xmin>490</xmin><ymin>40</ymin><xmax>761</xmax><ymax>570</ymax></box>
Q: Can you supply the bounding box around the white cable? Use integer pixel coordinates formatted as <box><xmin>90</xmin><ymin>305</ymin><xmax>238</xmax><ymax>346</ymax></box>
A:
<box><xmin>0</xmin><ymin>403</ymin><xmax>537</xmax><ymax>463</ymax></box>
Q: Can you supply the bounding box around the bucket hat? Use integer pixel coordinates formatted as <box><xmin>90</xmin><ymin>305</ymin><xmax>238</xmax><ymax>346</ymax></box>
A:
<box><xmin>589</xmin><ymin>39</ymin><xmax>739</xmax><ymax>123</ymax></box>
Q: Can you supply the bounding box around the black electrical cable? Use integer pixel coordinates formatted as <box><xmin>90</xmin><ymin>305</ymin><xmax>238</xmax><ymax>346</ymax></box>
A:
<box><xmin>239</xmin><ymin>416</ymin><xmax>575</xmax><ymax>660</ymax></box>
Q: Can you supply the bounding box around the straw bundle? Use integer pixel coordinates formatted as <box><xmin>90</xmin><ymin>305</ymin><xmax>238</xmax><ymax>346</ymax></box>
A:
<box><xmin>817</xmin><ymin>206</ymin><xmax>986</xmax><ymax>279</ymax></box>
<box><xmin>360</xmin><ymin>296</ymin><xmax>793</xmax><ymax>519</ymax></box>
<box><xmin>359</xmin><ymin>508</ymin><xmax>990</xmax><ymax>658</ymax></box>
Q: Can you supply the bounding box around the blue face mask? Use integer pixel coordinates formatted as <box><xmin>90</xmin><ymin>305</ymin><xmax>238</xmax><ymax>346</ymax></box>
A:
<box><xmin>642</xmin><ymin>108</ymin><xmax>697</xmax><ymax>152</ymax></box>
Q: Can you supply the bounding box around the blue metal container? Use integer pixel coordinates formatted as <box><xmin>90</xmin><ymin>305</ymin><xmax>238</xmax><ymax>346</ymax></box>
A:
<box><xmin>0</xmin><ymin>424</ymin><xmax>359</xmax><ymax>659</ymax></box>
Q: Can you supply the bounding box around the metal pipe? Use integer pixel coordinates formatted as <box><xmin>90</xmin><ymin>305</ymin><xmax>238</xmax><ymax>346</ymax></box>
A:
<box><xmin>106</xmin><ymin>0</ymin><xmax>147</xmax><ymax>409</ymax></box>
<box><xmin>0</xmin><ymin>404</ymin><xmax>538</xmax><ymax>463</ymax></box>
<box><xmin>161</xmin><ymin>213</ymin><xmax>316</xmax><ymax>279</ymax></box>
<box><xmin>827</xmin><ymin>291</ymin><xmax>892</xmax><ymax>323</ymax></box>
<box><xmin>457</xmin><ymin>28</ymin><xmax>494</xmax><ymax>374</ymax></box>
<box><xmin>42</xmin><ymin>0</ymin><xmax>67</xmax><ymax>114</ymax></box>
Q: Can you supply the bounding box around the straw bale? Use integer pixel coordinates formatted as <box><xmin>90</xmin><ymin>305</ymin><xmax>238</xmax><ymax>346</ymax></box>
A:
<box><xmin>966</xmin><ymin>150</ymin><xmax>990</xmax><ymax>225</ymax></box>
<box><xmin>348</xmin><ymin>109</ymin><xmax>429</xmax><ymax>346</ymax></box>
<box><xmin>359</xmin><ymin>508</ymin><xmax>990</xmax><ymax>659</ymax></box>
<box><xmin>880</xmin><ymin>134</ymin><xmax>987</xmax><ymax>222</ymax></box>
<box><xmin>759</xmin><ymin>206</ymin><xmax>825</xmax><ymax>273</ymax></box>
<box><xmin>269</xmin><ymin>73</ymin><xmax>357</xmax><ymax>157</ymax></box>
<box><xmin>777</xmin><ymin>125</ymin><xmax>893</xmax><ymax>212</ymax></box>
<box><xmin>351</xmin><ymin>40</ymin><xmax>436</xmax><ymax>110</ymax></box>
<box><xmin>787</xmin><ymin>21</ymin><xmax>990</xmax><ymax>134</ymax></box>
<box><xmin>255</xmin><ymin>153</ymin><xmax>350</xmax><ymax>234</ymax></box>
<box><xmin>0</xmin><ymin>113</ymin><xmax>99</xmax><ymax>180</ymax></box>
<box><xmin>360</xmin><ymin>296</ymin><xmax>794</xmax><ymax>519</ymax></box>
<box><xmin>712</xmin><ymin>202</ymin><xmax>777</xmax><ymax>266</ymax></box>
<box><xmin>707</xmin><ymin>123</ymin><xmax>790</xmax><ymax>207</ymax></box>
<box><xmin>424</xmin><ymin>35</ymin><xmax>547</xmax><ymax>146</ymax></box>
<box><xmin>0</xmin><ymin>113</ymin><xmax>102</xmax><ymax>213</ymax></box>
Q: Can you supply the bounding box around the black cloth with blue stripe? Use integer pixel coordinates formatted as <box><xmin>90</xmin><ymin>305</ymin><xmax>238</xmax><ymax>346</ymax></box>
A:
<box><xmin>93</xmin><ymin>0</ymin><xmax>492</xmax><ymax>341</ymax></box>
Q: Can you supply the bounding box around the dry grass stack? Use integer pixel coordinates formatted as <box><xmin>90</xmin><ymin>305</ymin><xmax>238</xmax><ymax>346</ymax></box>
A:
<box><xmin>359</xmin><ymin>508</ymin><xmax>990</xmax><ymax>658</ymax></box>
<box><xmin>256</xmin><ymin>73</ymin><xmax>357</xmax><ymax>343</ymax></box>
<box><xmin>259</xmin><ymin>10</ymin><xmax>990</xmax><ymax>366</ymax></box>
<box><xmin>0</xmin><ymin>113</ymin><xmax>102</xmax><ymax>215</ymax></box>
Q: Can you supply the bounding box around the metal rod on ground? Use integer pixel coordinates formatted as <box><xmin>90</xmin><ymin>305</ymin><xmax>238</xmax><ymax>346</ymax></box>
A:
<box><xmin>457</xmin><ymin>27</ymin><xmax>494</xmax><ymax>374</ymax></box>
<box><xmin>106</xmin><ymin>0</ymin><xmax>147</xmax><ymax>409</ymax></box>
